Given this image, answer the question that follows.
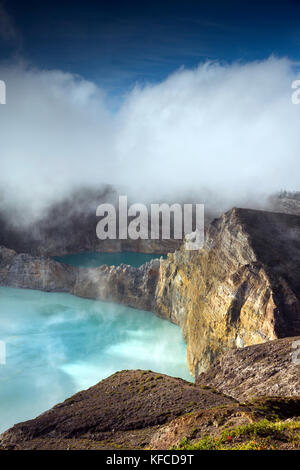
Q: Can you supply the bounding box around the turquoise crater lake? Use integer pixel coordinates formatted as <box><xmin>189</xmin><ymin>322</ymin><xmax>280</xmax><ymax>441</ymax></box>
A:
<box><xmin>54</xmin><ymin>251</ymin><xmax>166</xmax><ymax>268</ymax></box>
<box><xmin>0</xmin><ymin>253</ymin><xmax>190</xmax><ymax>433</ymax></box>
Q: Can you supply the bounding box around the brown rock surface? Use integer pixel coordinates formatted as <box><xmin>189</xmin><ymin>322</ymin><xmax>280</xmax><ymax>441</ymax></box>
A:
<box><xmin>0</xmin><ymin>245</ymin><xmax>160</xmax><ymax>311</ymax></box>
<box><xmin>154</xmin><ymin>208</ymin><xmax>300</xmax><ymax>375</ymax></box>
<box><xmin>1</xmin><ymin>366</ymin><xmax>299</xmax><ymax>451</ymax></box>
<box><xmin>0</xmin><ymin>370</ymin><xmax>235</xmax><ymax>450</ymax></box>
<box><xmin>196</xmin><ymin>336</ymin><xmax>300</xmax><ymax>401</ymax></box>
<box><xmin>149</xmin><ymin>396</ymin><xmax>300</xmax><ymax>450</ymax></box>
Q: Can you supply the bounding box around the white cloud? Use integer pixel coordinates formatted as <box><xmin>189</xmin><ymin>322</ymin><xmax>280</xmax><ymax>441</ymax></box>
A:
<box><xmin>0</xmin><ymin>57</ymin><xmax>299</xmax><ymax>218</ymax></box>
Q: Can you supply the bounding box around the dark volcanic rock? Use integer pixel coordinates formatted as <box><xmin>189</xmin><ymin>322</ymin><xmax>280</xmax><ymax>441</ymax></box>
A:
<box><xmin>196</xmin><ymin>336</ymin><xmax>300</xmax><ymax>401</ymax></box>
<box><xmin>0</xmin><ymin>370</ymin><xmax>235</xmax><ymax>449</ymax></box>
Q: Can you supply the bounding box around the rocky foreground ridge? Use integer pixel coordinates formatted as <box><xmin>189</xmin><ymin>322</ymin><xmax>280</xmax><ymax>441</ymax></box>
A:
<box><xmin>1</xmin><ymin>207</ymin><xmax>300</xmax><ymax>377</ymax></box>
<box><xmin>1</xmin><ymin>337</ymin><xmax>299</xmax><ymax>450</ymax></box>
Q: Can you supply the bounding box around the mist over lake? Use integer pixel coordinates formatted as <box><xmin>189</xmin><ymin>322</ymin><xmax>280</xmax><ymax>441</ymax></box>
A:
<box><xmin>0</xmin><ymin>282</ymin><xmax>190</xmax><ymax>433</ymax></box>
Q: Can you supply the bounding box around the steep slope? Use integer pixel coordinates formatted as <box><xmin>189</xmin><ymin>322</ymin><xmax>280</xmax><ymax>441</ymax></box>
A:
<box><xmin>155</xmin><ymin>208</ymin><xmax>300</xmax><ymax>375</ymax></box>
<box><xmin>149</xmin><ymin>396</ymin><xmax>300</xmax><ymax>451</ymax></box>
<box><xmin>0</xmin><ymin>370</ymin><xmax>235</xmax><ymax>450</ymax></box>
<box><xmin>1</xmin><ymin>339</ymin><xmax>299</xmax><ymax>451</ymax></box>
<box><xmin>196</xmin><ymin>336</ymin><xmax>300</xmax><ymax>400</ymax></box>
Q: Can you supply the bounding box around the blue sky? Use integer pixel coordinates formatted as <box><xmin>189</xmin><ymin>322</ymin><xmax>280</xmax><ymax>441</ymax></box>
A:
<box><xmin>1</xmin><ymin>0</ymin><xmax>300</xmax><ymax>96</ymax></box>
<box><xmin>1</xmin><ymin>1</ymin><xmax>300</xmax><ymax>212</ymax></box>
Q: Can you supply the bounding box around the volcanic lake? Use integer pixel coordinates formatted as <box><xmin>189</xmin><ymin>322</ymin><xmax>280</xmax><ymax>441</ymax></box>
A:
<box><xmin>0</xmin><ymin>253</ymin><xmax>190</xmax><ymax>433</ymax></box>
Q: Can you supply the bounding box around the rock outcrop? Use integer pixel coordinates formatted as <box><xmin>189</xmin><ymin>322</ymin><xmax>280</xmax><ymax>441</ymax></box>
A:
<box><xmin>268</xmin><ymin>191</ymin><xmax>300</xmax><ymax>216</ymax></box>
<box><xmin>154</xmin><ymin>208</ymin><xmax>300</xmax><ymax>375</ymax></box>
<box><xmin>0</xmin><ymin>246</ymin><xmax>76</xmax><ymax>292</ymax></box>
<box><xmin>73</xmin><ymin>260</ymin><xmax>160</xmax><ymax>311</ymax></box>
<box><xmin>0</xmin><ymin>245</ymin><xmax>160</xmax><ymax>310</ymax></box>
<box><xmin>196</xmin><ymin>336</ymin><xmax>300</xmax><ymax>401</ymax></box>
<box><xmin>0</xmin><ymin>370</ymin><xmax>235</xmax><ymax>450</ymax></box>
<box><xmin>1</xmin><ymin>357</ymin><xmax>299</xmax><ymax>450</ymax></box>
<box><xmin>149</xmin><ymin>396</ymin><xmax>300</xmax><ymax>450</ymax></box>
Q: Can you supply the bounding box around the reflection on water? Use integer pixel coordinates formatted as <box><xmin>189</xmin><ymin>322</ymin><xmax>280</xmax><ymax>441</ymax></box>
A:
<box><xmin>0</xmin><ymin>286</ymin><xmax>191</xmax><ymax>433</ymax></box>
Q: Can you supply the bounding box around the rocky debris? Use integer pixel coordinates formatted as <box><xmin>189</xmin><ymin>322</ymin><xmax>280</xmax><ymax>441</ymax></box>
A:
<box><xmin>0</xmin><ymin>370</ymin><xmax>235</xmax><ymax>450</ymax></box>
<box><xmin>196</xmin><ymin>336</ymin><xmax>300</xmax><ymax>401</ymax></box>
<box><xmin>154</xmin><ymin>207</ymin><xmax>300</xmax><ymax>375</ymax></box>
<box><xmin>0</xmin><ymin>246</ymin><xmax>76</xmax><ymax>292</ymax></box>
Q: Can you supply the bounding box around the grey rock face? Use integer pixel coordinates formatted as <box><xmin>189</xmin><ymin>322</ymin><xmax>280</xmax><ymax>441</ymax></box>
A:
<box><xmin>153</xmin><ymin>208</ymin><xmax>300</xmax><ymax>374</ymax></box>
<box><xmin>196</xmin><ymin>336</ymin><xmax>300</xmax><ymax>400</ymax></box>
<box><xmin>73</xmin><ymin>259</ymin><xmax>160</xmax><ymax>311</ymax></box>
<box><xmin>0</xmin><ymin>245</ymin><xmax>160</xmax><ymax>311</ymax></box>
<box><xmin>0</xmin><ymin>246</ymin><xmax>76</xmax><ymax>292</ymax></box>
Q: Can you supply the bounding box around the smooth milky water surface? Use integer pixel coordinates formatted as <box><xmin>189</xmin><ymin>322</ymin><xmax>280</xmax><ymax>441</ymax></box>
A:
<box><xmin>0</xmin><ymin>285</ymin><xmax>191</xmax><ymax>433</ymax></box>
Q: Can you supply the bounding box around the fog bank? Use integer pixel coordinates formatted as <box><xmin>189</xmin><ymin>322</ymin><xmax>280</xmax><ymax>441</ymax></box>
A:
<box><xmin>0</xmin><ymin>57</ymin><xmax>299</xmax><ymax>220</ymax></box>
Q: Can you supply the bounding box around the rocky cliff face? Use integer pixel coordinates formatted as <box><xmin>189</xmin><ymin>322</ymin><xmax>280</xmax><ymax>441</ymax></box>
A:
<box><xmin>268</xmin><ymin>192</ymin><xmax>300</xmax><ymax>216</ymax></box>
<box><xmin>197</xmin><ymin>336</ymin><xmax>300</xmax><ymax>401</ymax></box>
<box><xmin>1</xmin><ymin>207</ymin><xmax>300</xmax><ymax>378</ymax></box>
<box><xmin>0</xmin><ymin>246</ymin><xmax>76</xmax><ymax>292</ymax></box>
<box><xmin>0</xmin><ymin>245</ymin><xmax>160</xmax><ymax>310</ymax></box>
<box><xmin>73</xmin><ymin>259</ymin><xmax>160</xmax><ymax>311</ymax></box>
<box><xmin>154</xmin><ymin>208</ymin><xmax>300</xmax><ymax>375</ymax></box>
